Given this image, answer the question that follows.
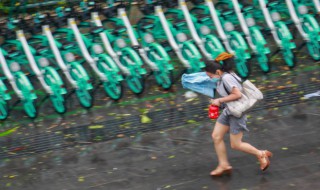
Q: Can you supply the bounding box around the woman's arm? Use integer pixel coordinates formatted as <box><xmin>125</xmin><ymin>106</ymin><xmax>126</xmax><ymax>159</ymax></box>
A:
<box><xmin>211</xmin><ymin>87</ymin><xmax>242</xmax><ymax>106</ymax></box>
<box><xmin>219</xmin><ymin>87</ymin><xmax>242</xmax><ymax>103</ymax></box>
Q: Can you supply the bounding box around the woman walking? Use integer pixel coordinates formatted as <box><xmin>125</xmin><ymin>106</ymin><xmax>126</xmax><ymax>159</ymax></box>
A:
<box><xmin>205</xmin><ymin>52</ymin><xmax>272</xmax><ymax>176</ymax></box>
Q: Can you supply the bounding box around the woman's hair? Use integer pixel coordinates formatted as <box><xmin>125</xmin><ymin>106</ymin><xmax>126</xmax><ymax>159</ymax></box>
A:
<box><xmin>204</xmin><ymin>52</ymin><xmax>234</xmax><ymax>73</ymax></box>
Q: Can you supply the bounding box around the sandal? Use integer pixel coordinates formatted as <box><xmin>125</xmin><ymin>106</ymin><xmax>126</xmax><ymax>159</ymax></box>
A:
<box><xmin>258</xmin><ymin>150</ymin><xmax>273</xmax><ymax>171</ymax></box>
<box><xmin>210</xmin><ymin>166</ymin><xmax>233</xmax><ymax>177</ymax></box>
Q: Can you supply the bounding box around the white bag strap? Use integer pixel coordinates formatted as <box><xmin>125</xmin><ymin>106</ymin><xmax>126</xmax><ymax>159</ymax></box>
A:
<box><xmin>229</xmin><ymin>72</ymin><xmax>243</xmax><ymax>84</ymax></box>
<box><xmin>221</xmin><ymin>72</ymin><xmax>242</xmax><ymax>95</ymax></box>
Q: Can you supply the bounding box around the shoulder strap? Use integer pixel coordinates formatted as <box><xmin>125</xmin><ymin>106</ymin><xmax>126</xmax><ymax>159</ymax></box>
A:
<box><xmin>221</xmin><ymin>76</ymin><xmax>230</xmax><ymax>95</ymax></box>
<box><xmin>221</xmin><ymin>72</ymin><xmax>242</xmax><ymax>95</ymax></box>
<box><xmin>229</xmin><ymin>72</ymin><xmax>243</xmax><ymax>84</ymax></box>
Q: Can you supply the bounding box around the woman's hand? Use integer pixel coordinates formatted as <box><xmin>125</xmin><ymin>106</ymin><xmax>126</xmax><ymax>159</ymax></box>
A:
<box><xmin>209</xmin><ymin>88</ymin><xmax>241</xmax><ymax>107</ymax></box>
<box><xmin>210</xmin><ymin>99</ymin><xmax>221</xmax><ymax>106</ymax></box>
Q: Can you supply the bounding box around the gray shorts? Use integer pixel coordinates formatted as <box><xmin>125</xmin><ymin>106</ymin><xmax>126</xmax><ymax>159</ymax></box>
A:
<box><xmin>216</xmin><ymin>109</ymin><xmax>249</xmax><ymax>135</ymax></box>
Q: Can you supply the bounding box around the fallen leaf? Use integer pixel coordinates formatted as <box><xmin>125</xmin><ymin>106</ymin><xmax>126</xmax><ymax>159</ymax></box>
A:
<box><xmin>78</xmin><ymin>176</ymin><xmax>84</xmax><ymax>182</ymax></box>
<box><xmin>277</xmin><ymin>86</ymin><xmax>286</xmax><ymax>89</ymax></box>
<box><xmin>187</xmin><ymin>120</ymin><xmax>197</xmax><ymax>124</ymax></box>
<box><xmin>117</xmin><ymin>134</ymin><xmax>125</xmax><ymax>138</ymax></box>
<box><xmin>0</xmin><ymin>127</ymin><xmax>19</xmax><ymax>137</ymax></box>
<box><xmin>88</xmin><ymin>125</ymin><xmax>104</xmax><ymax>129</ymax></box>
<box><xmin>186</xmin><ymin>98</ymin><xmax>195</xmax><ymax>102</ymax></box>
<box><xmin>141</xmin><ymin>115</ymin><xmax>152</xmax><ymax>123</ymax></box>
<box><xmin>94</xmin><ymin>116</ymin><xmax>104</xmax><ymax>121</ymax></box>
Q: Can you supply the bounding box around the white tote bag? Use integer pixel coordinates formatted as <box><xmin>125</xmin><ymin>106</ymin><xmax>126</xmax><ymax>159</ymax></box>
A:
<box><xmin>223</xmin><ymin>75</ymin><xmax>263</xmax><ymax>118</ymax></box>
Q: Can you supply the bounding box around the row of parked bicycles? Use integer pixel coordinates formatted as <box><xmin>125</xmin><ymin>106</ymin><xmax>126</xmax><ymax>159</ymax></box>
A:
<box><xmin>0</xmin><ymin>0</ymin><xmax>319</xmax><ymax>120</ymax></box>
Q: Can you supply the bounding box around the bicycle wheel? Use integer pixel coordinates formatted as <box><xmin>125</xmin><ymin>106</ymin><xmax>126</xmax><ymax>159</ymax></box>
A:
<box><xmin>0</xmin><ymin>98</ymin><xmax>9</xmax><ymax>120</ymax></box>
<box><xmin>23</xmin><ymin>100</ymin><xmax>37</xmax><ymax>119</ymax></box>
<box><xmin>154</xmin><ymin>70</ymin><xmax>173</xmax><ymax>90</ymax></box>
<box><xmin>15</xmin><ymin>73</ymin><xmax>37</xmax><ymax>118</ymax></box>
<box><xmin>307</xmin><ymin>40</ymin><xmax>320</xmax><ymax>60</ymax></box>
<box><xmin>103</xmin><ymin>80</ymin><xmax>123</xmax><ymax>100</ymax></box>
<box><xmin>76</xmin><ymin>88</ymin><xmax>93</xmax><ymax>108</ymax></box>
<box><xmin>44</xmin><ymin>68</ymin><xmax>66</xmax><ymax>114</ymax></box>
<box><xmin>282</xmin><ymin>48</ymin><xmax>296</xmax><ymax>68</ymax></box>
<box><xmin>69</xmin><ymin>63</ymin><xmax>93</xmax><ymax>108</ymax></box>
<box><xmin>96</xmin><ymin>57</ymin><xmax>124</xmax><ymax>100</ymax></box>
<box><xmin>126</xmin><ymin>75</ymin><xmax>145</xmax><ymax>94</ymax></box>
<box><xmin>50</xmin><ymin>94</ymin><xmax>66</xmax><ymax>114</ymax></box>
<box><xmin>257</xmin><ymin>53</ymin><xmax>271</xmax><ymax>73</ymax></box>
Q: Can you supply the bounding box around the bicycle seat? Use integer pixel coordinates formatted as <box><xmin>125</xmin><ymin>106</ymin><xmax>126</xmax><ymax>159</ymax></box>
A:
<box><xmin>91</xmin><ymin>26</ymin><xmax>104</xmax><ymax>34</ymax></box>
<box><xmin>34</xmin><ymin>44</ymin><xmax>49</xmax><ymax>54</ymax></box>
<box><xmin>141</xmin><ymin>22</ymin><xmax>155</xmax><ymax>30</ymax></box>
<box><xmin>62</xmin><ymin>42</ymin><xmax>75</xmax><ymax>50</ymax></box>
<box><xmin>241</xmin><ymin>5</ymin><xmax>254</xmax><ymax>12</ymax></box>
<box><xmin>79</xmin><ymin>21</ymin><xmax>91</xmax><ymax>28</ymax></box>
<box><xmin>6</xmin><ymin>50</ymin><xmax>21</xmax><ymax>58</ymax></box>
<box><xmin>60</xmin><ymin>40</ymin><xmax>75</xmax><ymax>50</ymax></box>
<box><xmin>62</xmin><ymin>43</ymin><xmax>75</xmax><ymax>50</ymax></box>
<box><xmin>267</xmin><ymin>0</ymin><xmax>279</xmax><ymax>7</ymax></box>
<box><xmin>198</xmin><ymin>14</ymin><xmax>210</xmax><ymax>22</ymax></box>
<box><xmin>112</xmin><ymin>26</ymin><xmax>127</xmax><ymax>35</ymax></box>
<box><xmin>221</xmin><ymin>9</ymin><xmax>235</xmax><ymax>17</ymax></box>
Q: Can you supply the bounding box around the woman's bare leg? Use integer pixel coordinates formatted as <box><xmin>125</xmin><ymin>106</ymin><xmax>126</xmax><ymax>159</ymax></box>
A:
<box><xmin>229</xmin><ymin>132</ymin><xmax>261</xmax><ymax>157</ymax></box>
<box><xmin>211</xmin><ymin>122</ymin><xmax>232</xmax><ymax>168</ymax></box>
<box><xmin>230</xmin><ymin>132</ymin><xmax>273</xmax><ymax>170</ymax></box>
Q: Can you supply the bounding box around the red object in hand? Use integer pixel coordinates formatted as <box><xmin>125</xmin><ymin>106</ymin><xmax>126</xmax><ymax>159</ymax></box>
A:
<box><xmin>208</xmin><ymin>105</ymin><xmax>219</xmax><ymax>119</ymax></box>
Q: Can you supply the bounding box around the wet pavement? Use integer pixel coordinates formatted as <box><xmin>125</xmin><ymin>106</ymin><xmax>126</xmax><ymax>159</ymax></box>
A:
<box><xmin>0</xmin><ymin>99</ymin><xmax>319</xmax><ymax>190</ymax></box>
